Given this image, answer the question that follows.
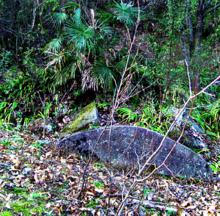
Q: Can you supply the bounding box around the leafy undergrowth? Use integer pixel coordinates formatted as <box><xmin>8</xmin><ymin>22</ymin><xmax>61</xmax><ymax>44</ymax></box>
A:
<box><xmin>0</xmin><ymin>129</ymin><xmax>219</xmax><ymax>216</ymax></box>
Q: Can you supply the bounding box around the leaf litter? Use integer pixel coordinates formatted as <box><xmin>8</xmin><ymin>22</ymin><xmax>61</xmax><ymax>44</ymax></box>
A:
<box><xmin>0</xmin><ymin>129</ymin><xmax>219</xmax><ymax>215</ymax></box>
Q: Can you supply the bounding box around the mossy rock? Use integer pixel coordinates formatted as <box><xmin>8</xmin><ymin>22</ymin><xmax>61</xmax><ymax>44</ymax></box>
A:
<box><xmin>61</xmin><ymin>102</ymin><xmax>98</xmax><ymax>136</ymax></box>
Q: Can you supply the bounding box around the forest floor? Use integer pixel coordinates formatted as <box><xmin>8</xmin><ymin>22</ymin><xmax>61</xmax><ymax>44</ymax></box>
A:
<box><xmin>0</xmin><ymin>129</ymin><xmax>219</xmax><ymax>216</ymax></box>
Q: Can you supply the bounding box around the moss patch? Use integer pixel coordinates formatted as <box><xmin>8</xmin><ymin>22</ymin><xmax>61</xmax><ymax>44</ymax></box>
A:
<box><xmin>61</xmin><ymin>102</ymin><xmax>98</xmax><ymax>135</ymax></box>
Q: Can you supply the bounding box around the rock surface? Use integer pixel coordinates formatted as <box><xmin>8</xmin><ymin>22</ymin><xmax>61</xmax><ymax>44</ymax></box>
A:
<box><xmin>61</xmin><ymin>102</ymin><xmax>98</xmax><ymax>136</ymax></box>
<box><xmin>168</xmin><ymin>107</ymin><xmax>208</xmax><ymax>149</ymax></box>
<box><xmin>57</xmin><ymin>125</ymin><xmax>214</xmax><ymax>180</ymax></box>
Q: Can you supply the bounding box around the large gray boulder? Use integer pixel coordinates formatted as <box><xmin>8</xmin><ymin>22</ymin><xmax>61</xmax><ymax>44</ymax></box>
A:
<box><xmin>57</xmin><ymin>125</ymin><xmax>214</xmax><ymax>180</ymax></box>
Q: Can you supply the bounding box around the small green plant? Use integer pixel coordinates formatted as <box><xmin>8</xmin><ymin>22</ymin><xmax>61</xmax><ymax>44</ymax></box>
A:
<box><xmin>113</xmin><ymin>2</ymin><xmax>139</xmax><ymax>26</ymax></box>
<box><xmin>92</xmin><ymin>180</ymin><xmax>105</xmax><ymax>190</ymax></box>
<box><xmin>0</xmin><ymin>139</ymin><xmax>11</xmax><ymax>147</ymax></box>
<box><xmin>145</xmin><ymin>208</ymin><xmax>161</xmax><ymax>215</ymax></box>
<box><xmin>13</xmin><ymin>187</ymin><xmax>29</xmax><ymax>195</ymax></box>
<box><xmin>166</xmin><ymin>209</ymin><xmax>176</xmax><ymax>216</ymax></box>
<box><xmin>192</xmin><ymin>98</ymin><xmax>220</xmax><ymax>140</ymax></box>
<box><xmin>94</xmin><ymin>162</ymin><xmax>105</xmax><ymax>169</ymax></box>
<box><xmin>97</xmin><ymin>101</ymin><xmax>110</xmax><ymax>109</ymax></box>
<box><xmin>117</xmin><ymin>107</ymin><xmax>139</xmax><ymax>122</ymax></box>
<box><xmin>86</xmin><ymin>199</ymin><xmax>100</xmax><ymax>209</ymax></box>
<box><xmin>37</xmin><ymin>102</ymin><xmax>52</xmax><ymax>120</ymax></box>
<box><xmin>0</xmin><ymin>101</ymin><xmax>18</xmax><ymax>123</ymax></box>
<box><xmin>210</xmin><ymin>156</ymin><xmax>220</xmax><ymax>174</ymax></box>
<box><xmin>136</xmin><ymin>103</ymin><xmax>172</xmax><ymax>134</ymax></box>
<box><xmin>0</xmin><ymin>187</ymin><xmax>48</xmax><ymax>215</ymax></box>
<box><xmin>31</xmin><ymin>140</ymin><xmax>50</xmax><ymax>150</ymax></box>
<box><xmin>0</xmin><ymin>211</ymin><xmax>13</xmax><ymax>216</ymax></box>
<box><xmin>143</xmin><ymin>187</ymin><xmax>152</xmax><ymax>199</ymax></box>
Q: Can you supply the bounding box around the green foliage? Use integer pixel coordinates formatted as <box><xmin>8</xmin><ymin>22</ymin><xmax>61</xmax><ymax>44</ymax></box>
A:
<box><xmin>0</xmin><ymin>50</ymin><xmax>13</xmax><ymax>73</ymax></box>
<box><xmin>0</xmin><ymin>1</ymin><xmax>220</xmax><ymax>214</ymax></box>
<box><xmin>0</xmin><ymin>101</ymin><xmax>19</xmax><ymax>123</ymax></box>
<box><xmin>166</xmin><ymin>209</ymin><xmax>177</xmax><ymax>216</ymax></box>
<box><xmin>65</xmin><ymin>9</ymin><xmax>95</xmax><ymax>51</ymax></box>
<box><xmin>92</xmin><ymin>180</ymin><xmax>105</xmax><ymax>189</ymax></box>
<box><xmin>86</xmin><ymin>199</ymin><xmax>100</xmax><ymax>209</ymax></box>
<box><xmin>210</xmin><ymin>156</ymin><xmax>220</xmax><ymax>174</ymax></box>
<box><xmin>45</xmin><ymin>38</ymin><xmax>62</xmax><ymax>53</ymax></box>
<box><xmin>53</xmin><ymin>12</ymin><xmax>68</xmax><ymax>25</ymax></box>
<box><xmin>143</xmin><ymin>187</ymin><xmax>152</xmax><ymax>199</ymax></box>
<box><xmin>0</xmin><ymin>0</ymin><xmax>219</xmax><ymax>149</ymax></box>
<box><xmin>192</xmin><ymin>98</ymin><xmax>220</xmax><ymax>140</ymax></box>
<box><xmin>0</xmin><ymin>187</ymin><xmax>48</xmax><ymax>215</ymax></box>
<box><xmin>37</xmin><ymin>102</ymin><xmax>52</xmax><ymax>120</ymax></box>
<box><xmin>117</xmin><ymin>107</ymin><xmax>138</xmax><ymax>122</ymax></box>
<box><xmin>92</xmin><ymin>61</ymin><xmax>115</xmax><ymax>89</ymax></box>
<box><xmin>137</xmin><ymin>103</ymin><xmax>172</xmax><ymax>134</ymax></box>
<box><xmin>113</xmin><ymin>2</ymin><xmax>139</xmax><ymax>26</ymax></box>
<box><xmin>94</xmin><ymin>162</ymin><xmax>105</xmax><ymax>169</ymax></box>
<box><xmin>0</xmin><ymin>211</ymin><xmax>13</xmax><ymax>216</ymax></box>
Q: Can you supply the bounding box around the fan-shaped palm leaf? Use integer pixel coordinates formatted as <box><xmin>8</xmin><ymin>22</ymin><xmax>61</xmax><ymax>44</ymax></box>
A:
<box><xmin>92</xmin><ymin>61</ymin><xmax>115</xmax><ymax>89</ymax></box>
<box><xmin>65</xmin><ymin>9</ymin><xmax>95</xmax><ymax>51</ymax></box>
<box><xmin>113</xmin><ymin>2</ymin><xmax>138</xmax><ymax>26</ymax></box>
<box><xmin>53</xmin><ymin>12</ymin><xmax>68</xmax><ymax>25</ymax></box>
<box><xmin>45</xmin><ymin>38</ymin><xmax>62</xmax><ymax>53</ymax></box>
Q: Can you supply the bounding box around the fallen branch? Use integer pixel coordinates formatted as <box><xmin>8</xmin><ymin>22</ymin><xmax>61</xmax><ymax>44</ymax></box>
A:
<box><xmin>129</xmin><ymin>199</ymin><xmax>180</xmax><ymax>214</ymax></box>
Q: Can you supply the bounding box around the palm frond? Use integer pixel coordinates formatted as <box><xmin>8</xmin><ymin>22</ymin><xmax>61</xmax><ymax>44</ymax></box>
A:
<box><xmin>65</xmin><ymin>9</ymin><xmax>95</xmax><ymax>51</ymax></box>
<box><xmin>73</xmin><ymin>8</ymin><xmax>82</xmax><ymax>26</ymax></box>
<box><xmin>62</xmin><ymin>1</ymin><xmax>79</xmax><ymax>11</ymax></box>
<box><xmin>46</xmin><ymin>52</ymin><xmax>64</xmax><ymax>71</ymax></box>
<box><xmin>53</xmin><ymin>12</ymin><xmax>68</xmax><ymax>25</ymax></box>
<box><xmin>92</xmin><ymin>61</ymin><xmax>115</xmax><ymax>89</ymax></box>
<box><xmin>45</xmin><ymin>38</ymin><xmax>62</xmax><ymax>53</ymax></box>
<box><xmin>53</xmin><ymin>63</ymin><xmax>77</xmax><ymax>87</ymax></box>
<box><xmin>113</xmin><ymin>2</ymin><xmax>138</xmax><ymax>26</ymax></box>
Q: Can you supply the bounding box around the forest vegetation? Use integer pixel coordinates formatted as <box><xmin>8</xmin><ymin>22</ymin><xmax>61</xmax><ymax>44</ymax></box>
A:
<box><xmin>0</xmin><ymin>0</ymin><xmax>220</xmax><ymax>215</ymax></box>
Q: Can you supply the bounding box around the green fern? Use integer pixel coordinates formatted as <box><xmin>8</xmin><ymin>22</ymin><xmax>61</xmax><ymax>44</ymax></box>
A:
<box><xmin>117</xmin><ymin>107</ymin><xmax>138</xmax><ymax>122</ymax></box>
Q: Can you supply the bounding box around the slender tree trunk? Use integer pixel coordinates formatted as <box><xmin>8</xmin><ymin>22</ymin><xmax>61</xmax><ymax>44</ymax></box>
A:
<box><xmin>192</xmin><ymin>0</ymin><xmax>205</xmax><ymax>93</ymax></box>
